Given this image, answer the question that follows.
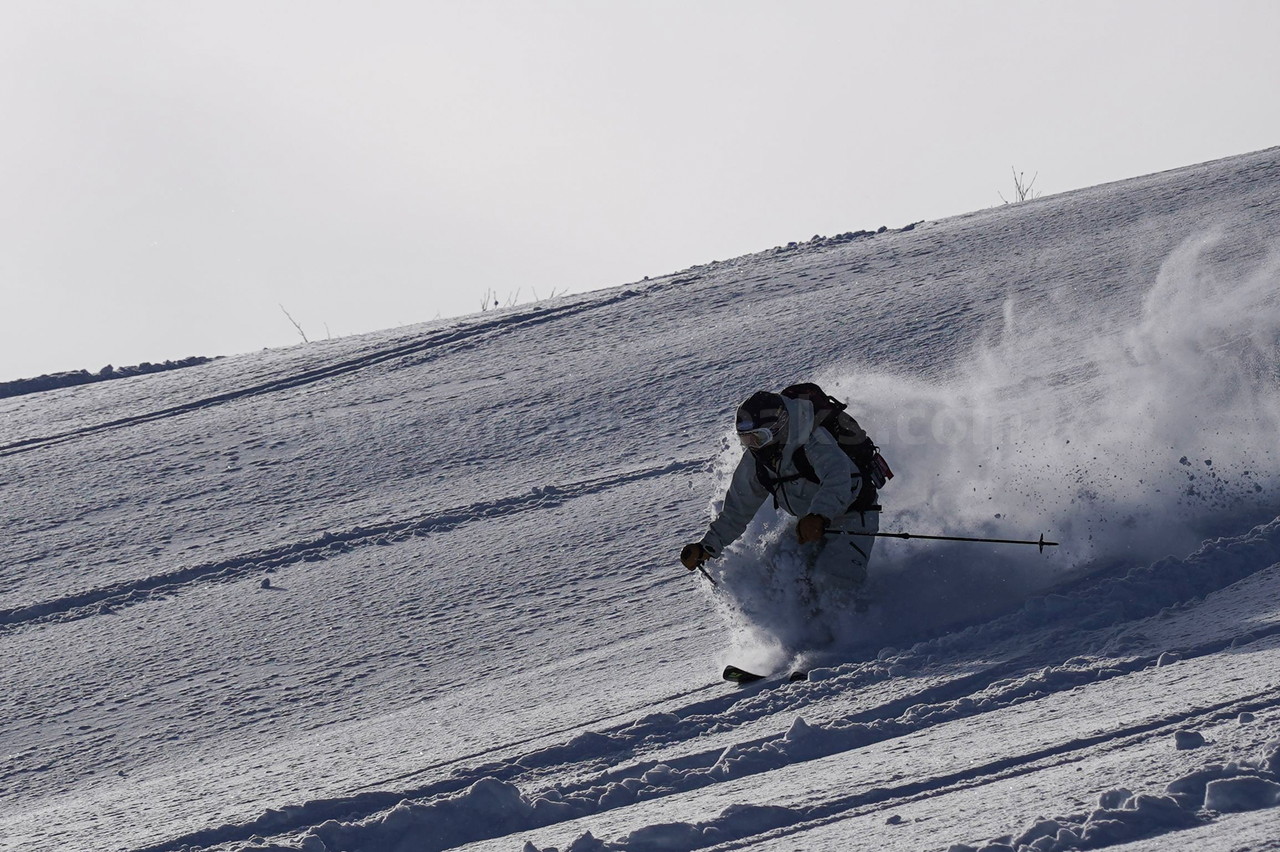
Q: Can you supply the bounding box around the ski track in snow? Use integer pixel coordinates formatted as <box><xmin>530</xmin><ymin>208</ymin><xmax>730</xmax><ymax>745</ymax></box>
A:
<box><xmin>0</xmin><ymin>289</ymin><xmax>656</xmax><ymax>460</ymax></box>
<box><xmin>0</xmin><ymin>457</ymin><xmax>706</xmax><ymax>632</ymax></box>
<box><xmin>4</xmin><ymin>148</ymin><xmax>1280</xmax><ymax>852</ymax></box>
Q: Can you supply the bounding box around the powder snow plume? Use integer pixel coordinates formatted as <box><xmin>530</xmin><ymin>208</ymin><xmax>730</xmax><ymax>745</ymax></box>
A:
<box><xmin>708</xmin><ymin>231</ymin><xmax>1280</xmax><ymax>663</ymax></box>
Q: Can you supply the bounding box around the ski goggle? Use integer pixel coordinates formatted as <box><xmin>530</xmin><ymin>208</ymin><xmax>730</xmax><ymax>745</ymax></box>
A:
<box><xmin>737</xmin><ymin>426</ymin><xmax>777</xmax><ymax>449</ymax></box>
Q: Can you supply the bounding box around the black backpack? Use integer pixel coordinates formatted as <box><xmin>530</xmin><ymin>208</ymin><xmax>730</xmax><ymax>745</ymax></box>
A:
<box><xmin>754</xmin><ymin>382</ymin><xmax>893</xmax><ymax>512</ymax></box>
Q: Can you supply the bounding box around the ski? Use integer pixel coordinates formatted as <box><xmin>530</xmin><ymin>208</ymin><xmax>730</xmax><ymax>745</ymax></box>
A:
<box><xmin>723</xmin><ymin>665</ymin><xmax>766</xmax><ymax>684</ymax></box>
<box><xmin>722</xmin><ymin>665</ymin><xmax>810</xmax><ymax>684</ymax></box>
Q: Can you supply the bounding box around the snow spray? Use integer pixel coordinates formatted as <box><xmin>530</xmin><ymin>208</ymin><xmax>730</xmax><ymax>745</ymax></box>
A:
<box><xmin>708</xmin><ymin>230</ymin><xmax>1280</xmax><ymax>660</ymax></box>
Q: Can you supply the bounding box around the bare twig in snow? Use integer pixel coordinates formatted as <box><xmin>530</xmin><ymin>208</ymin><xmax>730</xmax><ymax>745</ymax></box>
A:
<box><xmin>1000</xmin><ymin>168</ymin><xmax>1041</xmax><ymax>204</ymax></box>
<box><xmin>279</xmin><ymin>304</ymin><xmax>309</xmax><ymax>343</ymax></box>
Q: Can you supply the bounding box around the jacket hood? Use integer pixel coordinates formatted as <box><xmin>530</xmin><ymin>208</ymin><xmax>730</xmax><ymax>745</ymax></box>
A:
<box><xmin>778</xmin><ymin>394</ymin><xmax>816</xmax><ymax>459</ymax></box>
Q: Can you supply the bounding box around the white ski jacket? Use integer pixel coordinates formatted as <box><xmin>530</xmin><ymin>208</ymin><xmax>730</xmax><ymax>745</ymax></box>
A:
<box><xmin>701</xmin><ymin>395</ymin><xmax>865</xmax><ymax>555</ymax></box>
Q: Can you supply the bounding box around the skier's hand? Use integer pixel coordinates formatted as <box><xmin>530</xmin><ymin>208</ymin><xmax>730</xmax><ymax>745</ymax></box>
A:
<box><xmin>796</xmin><ymin>514</ymin><xmax>829</xmax><ymax>544</ymax></box>
<box><xmin>680</xmin><ymin>543</ymin><xmax>711</xmax><ymax>570</ymax></box>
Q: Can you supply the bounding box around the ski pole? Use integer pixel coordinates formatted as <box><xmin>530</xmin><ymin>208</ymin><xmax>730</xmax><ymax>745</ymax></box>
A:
<box><xmin>827</xmin><ymin>529</ymin><xmax>1059</xmax><ymax>553</ymax></box>
<box><xmin>696</xmin><ymin>565</ymin><xmax>718</xmax><ymax>586</ymax></box>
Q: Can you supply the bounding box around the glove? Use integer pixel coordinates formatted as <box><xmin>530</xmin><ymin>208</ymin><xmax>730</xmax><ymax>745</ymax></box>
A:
<box><xmin>680</xmin><ymin>542</ymin><xmax>712</xmax><ymax>570</ymax></box>
<box><xmin>796</xmin><ymin>513</ymin><xmax>829</xmax><ymax>544</ymax></box>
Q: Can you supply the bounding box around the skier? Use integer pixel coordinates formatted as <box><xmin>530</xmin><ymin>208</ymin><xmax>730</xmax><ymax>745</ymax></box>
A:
<box><xmin>680</xmin><ymin>389</ymin><xmax>880</xmax><ymax>608</ymax></box>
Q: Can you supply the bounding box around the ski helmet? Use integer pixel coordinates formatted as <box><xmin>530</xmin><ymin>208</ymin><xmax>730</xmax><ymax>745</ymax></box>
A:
<box><xmin>736</xmin><ymin>391</ymin><xmax>789</xmax><ymax>450</ymax></box>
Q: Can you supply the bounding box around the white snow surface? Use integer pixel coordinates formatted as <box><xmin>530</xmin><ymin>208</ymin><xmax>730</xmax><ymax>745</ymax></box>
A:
<box><xmin>5</xmin><ymin>148</ymin><xmax>1280</xmax><ymax>852</ymax></box>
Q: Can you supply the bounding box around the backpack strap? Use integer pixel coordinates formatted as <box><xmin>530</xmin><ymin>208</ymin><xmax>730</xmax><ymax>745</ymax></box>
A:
<box><xmin>849</xmin><ymin>478</ymin><xmax>879</xmax><ymax>511</ymax></box>
<box><xmin>757</xmin><ymin>446</ymin><xmax>875</xmax><ymax>513</ymax></box>
<box><xmin>789</xmin><ymin>447</ymin><xmax>819</xmax><ymax>485</ymax></box>
<box><xmin>800</xmin><ymin>444</ymin><xmax>878</xmax><ymax>511</ymax></box>
<box><xmin>753</xmin><ymin>450</ymin><xmax>810</xmax><ymax>510</ymax></box>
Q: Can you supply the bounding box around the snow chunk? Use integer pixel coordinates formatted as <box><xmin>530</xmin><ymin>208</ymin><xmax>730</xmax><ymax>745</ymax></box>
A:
<box><xmin>784</xmin><ymin>716</ymin><xmax>814</xmax><ymax>741</ymax></box>
<box><xmin>1166</xmin><ymin>766</ymin><xmax>1228</xmax><ymax>808</ymax></box>
<box><xmin>618</xmin><ymin>821</ymin><xmax>705</xmax><ymax>850</ymax></box>
<box><xmin>717</xmin><ymin>803</ymin><xmax>796</xmax><ymax>833</ymax></box>
<box><xmin>1203</xmin><ymin>776</ymin><xmax>1280</xmax><ymax>812</ymax></box>
<box><xmin>557</xmin><ymin>804</ymin><xmax>798</xmax><ymax>852</ymax></box>
<box><xmin>1012</xmin><ymin>817</ymin><xmax>1065</xmax><ymax>847</ymax></box>
<box><xmin>1097</xmin><ymin>788</ymin><xmax>1133</xmax><ymax>809</ymax></box>
<box><xmin>1174</xmin><ymin>730</ymin><xmax>1206</xmax><ymax>750</ymax></box>
<box><xmin>1081</xmin><ymin>795</ymin><xmax>1195</xmax><ymax>845</ymax></box>
<box><xmin>1262</xmin><ymin>741</ymin><xmax>1280</xmax><ymax>774</ymax></box>
<box><xmin>565</xmin><ymin>830</ymin><xmax>607</xmax><ymax>852</ymax></box>
<box><xmin>639</xmin><ymin>764</ymin><xmax>678</xmax><ymax>788</ymax></box>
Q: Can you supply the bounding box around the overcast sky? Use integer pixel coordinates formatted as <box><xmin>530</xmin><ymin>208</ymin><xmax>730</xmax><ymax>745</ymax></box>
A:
<box><xmin>3</xmin><ymin>1</ymin><xmax>1278</xmax><ymax>382</ymax></box>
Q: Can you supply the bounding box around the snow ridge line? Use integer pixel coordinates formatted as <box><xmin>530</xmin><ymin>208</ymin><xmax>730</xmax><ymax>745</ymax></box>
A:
<box><xmin>0</xmin><ymin>457</ymin><xmax>705</xmax><ymax>632</ymax></box>
<box><xmin>0</xmin><ymin>288</ymin><xmax>647</xmax><ymax>459</ymax></box>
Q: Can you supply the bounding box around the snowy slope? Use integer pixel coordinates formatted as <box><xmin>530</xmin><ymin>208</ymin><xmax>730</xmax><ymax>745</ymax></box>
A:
<box><xmin>3</xmin><ymin>147</ymin><xmax>1280</xmax><ymax>852</ymax></box>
